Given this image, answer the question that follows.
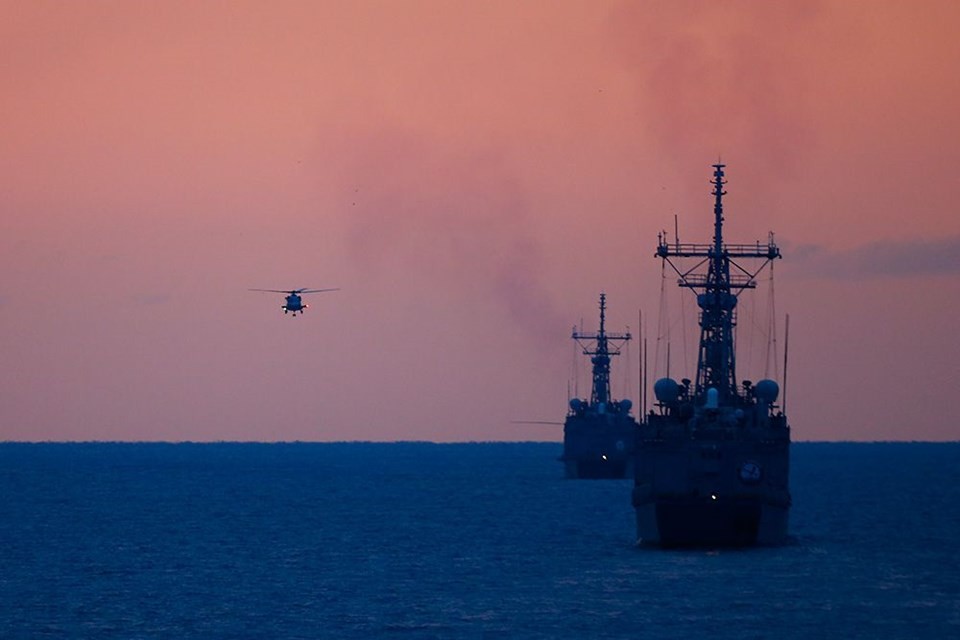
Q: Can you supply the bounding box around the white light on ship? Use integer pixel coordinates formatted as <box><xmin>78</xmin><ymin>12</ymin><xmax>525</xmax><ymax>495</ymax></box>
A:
<box><xmin>711</xmin><ymin>494</ymin><xmax>717</xmax><ymax>500</ymax></box>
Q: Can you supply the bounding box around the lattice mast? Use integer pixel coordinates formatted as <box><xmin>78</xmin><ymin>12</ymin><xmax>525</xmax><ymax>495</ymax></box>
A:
<box><xmin>656</xmin><ymin>165</ymin><xmax>781</xmax><ymax>404</ymax></box>
<box><xmin>573</xmin><ymin>293</ymin><xmax>632</xmax><ymax>406</ymax></box>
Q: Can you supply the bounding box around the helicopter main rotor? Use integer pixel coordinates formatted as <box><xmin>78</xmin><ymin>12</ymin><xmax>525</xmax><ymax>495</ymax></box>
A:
<box><xmin>249</xmin><ymin>287</ymin><xmax>340</xmax><ymax>294</ymax></box>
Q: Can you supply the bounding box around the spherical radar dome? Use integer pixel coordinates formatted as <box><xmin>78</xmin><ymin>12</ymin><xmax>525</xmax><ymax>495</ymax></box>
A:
<box><xmin>755</xmin><ymin>379</ymin><xmax>780</xmax><ymax>403</ymax></box>
<box><xmin>654</xmin><ymin>378</ymin><xmax>680</xmax><ymax>403</ymax></box>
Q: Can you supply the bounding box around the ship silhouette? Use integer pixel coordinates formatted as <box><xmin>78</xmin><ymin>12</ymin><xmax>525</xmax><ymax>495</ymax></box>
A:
<box><xmin>561</xmin><ymin>294</ymin><xmax>639</xmax><ymax>479</ymax></box>
<box><xmin>633</xmin><ymin>164</ymin><xmax>791</xmax><ymax>546</ymax></box>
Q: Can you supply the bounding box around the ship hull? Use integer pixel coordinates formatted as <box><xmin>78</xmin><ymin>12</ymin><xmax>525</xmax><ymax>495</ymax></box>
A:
<box><xmin>633</xmin><ymin>418</ymin><xmax>791</xmax><ymax>547</ymax></box>
<box><xmin>562</xmin><ymin>414</ymin><xmax>637</xmax><ymax>479</ymax></box>
<box><xmin>634</xmin><ymin>496</ymin><xmax>788</xmax><ymax>547</ymax></box>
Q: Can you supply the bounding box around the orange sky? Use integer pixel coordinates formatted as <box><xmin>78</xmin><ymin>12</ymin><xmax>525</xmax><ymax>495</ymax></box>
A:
<box><xmin>2</xmin><ymin>0</ymin><xmax>958</xmax><ymax>441</ymax></box>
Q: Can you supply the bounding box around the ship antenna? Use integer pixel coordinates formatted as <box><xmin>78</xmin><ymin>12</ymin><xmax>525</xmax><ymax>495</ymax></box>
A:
<box><xmin>599</xmin><ymin>291</ymin><xmax>606</xmax><ymax>337</ymax></box>
<box><xmin>666</xmin><ymin>341</ymin><xmax>671</xmax><ymax>379</ymax></box>
<box><xmin>783</xmin><ymin>313</ymin><xmax>790</xmax><ymax>414</ymax></box>
<box><xmin>712</xmin><ymin>163</ymin><xmax>726</xmax><ymax>256</ymax></box>
<box><xmin>597</xmin><ymin>292</ymin><xmax>609</xmax><ymax>404</ymax></box>
<box><xmin>643</xmin><ymin>335</ymin><xmax>648</xmax><ymax>416</ymax></box>
<box><xmin>639</xmin><ymin>307</ymin><xmax>644</xmax><ymax>416</ymax></box>
<box><xmin>572</xmin><ymin>325</ymin><xmax>579</xmax><ymax>399</ymax></box>
<box><xmin>765</xmin><ymin>257</ymin><xmax>779</xmax><ymax>379</ymax></box>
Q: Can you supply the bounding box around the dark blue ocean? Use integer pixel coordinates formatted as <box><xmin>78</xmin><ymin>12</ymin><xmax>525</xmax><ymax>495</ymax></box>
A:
<box><xmin>1</xmin><ymin>442</ymin><xmax>958</xmax><ymax>639</ymax></box>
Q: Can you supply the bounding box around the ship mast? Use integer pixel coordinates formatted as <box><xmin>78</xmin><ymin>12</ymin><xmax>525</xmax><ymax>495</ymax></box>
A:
<box><xmin>573</xmin><ymin>293</ymin><xmax>632</xmax><ymax>406</ymax></box>
<box><xmin>702</xmin><ymin>164</ymin><xmax>736</xmax><ymax>400</ymax></box>
<box><xmin>656</xmin><ymin>164</ymin><xmax>781</xmax><ymax>404</ymax></box>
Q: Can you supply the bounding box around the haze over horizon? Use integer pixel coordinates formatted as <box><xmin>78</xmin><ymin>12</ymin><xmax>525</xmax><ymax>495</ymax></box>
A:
<box><xmin>2</xmin><ymin>1</ymin><xmax>958</xmax><ymax>442</ymax></box>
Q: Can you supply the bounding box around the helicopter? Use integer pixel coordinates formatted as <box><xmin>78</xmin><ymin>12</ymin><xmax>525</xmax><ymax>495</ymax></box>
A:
<box><xmin>249</xmin><ymin>287</ymin><xmax>339</xmax><ymax>316</ymax></box>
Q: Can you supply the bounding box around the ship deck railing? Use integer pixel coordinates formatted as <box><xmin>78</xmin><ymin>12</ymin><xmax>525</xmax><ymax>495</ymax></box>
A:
<box><xmin>657</xmin><ymin>241</ymin><xmax>781</xmax><ymax>259</ymax></box>
<box><xmin>679</xmin><ymin>273</ymin><xmax>757</xmax><ymax>289</ymax></box>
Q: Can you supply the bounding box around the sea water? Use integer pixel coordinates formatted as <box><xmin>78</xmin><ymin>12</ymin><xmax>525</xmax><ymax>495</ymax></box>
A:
<box><xmin>1</xmin><ymin>442</ymin><xmax>957</xmax><ymax>639</ymax></box>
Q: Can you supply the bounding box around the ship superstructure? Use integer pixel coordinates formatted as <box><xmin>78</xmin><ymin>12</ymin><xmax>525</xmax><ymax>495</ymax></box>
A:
<box><xmin>633</xmin><ymin>164</ymin><xmax>791</xmax><ymax>546</ymax></box>
<box><xmin>562</xmin><ymin>294</ymin><xmax>638</xmax><ymax>479</ymax></box>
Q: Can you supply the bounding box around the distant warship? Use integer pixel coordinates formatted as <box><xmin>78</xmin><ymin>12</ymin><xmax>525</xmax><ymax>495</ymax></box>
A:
<box><xmin>633</xmin><ymin>164</ymin><xmax>791</xmax><ymax>546</ymax></box>
<box><xmin>562</xmin><ymin>294</ymin><xmax>639</xmax><ymax>479</ymax></box>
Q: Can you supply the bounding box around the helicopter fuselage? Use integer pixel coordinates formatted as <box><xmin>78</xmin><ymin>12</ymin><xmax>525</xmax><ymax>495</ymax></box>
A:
<box><xmin>283</xmin><ymin>294</ymin><xmax>307</xmax><ymax>315</ymax></box>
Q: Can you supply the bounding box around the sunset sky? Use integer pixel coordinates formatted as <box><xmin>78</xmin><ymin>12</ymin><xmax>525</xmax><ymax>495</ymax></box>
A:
<box><xmin>2</xmin><ymin>1</ymin><xmax>958</xmax><ymax>442</ymax></box>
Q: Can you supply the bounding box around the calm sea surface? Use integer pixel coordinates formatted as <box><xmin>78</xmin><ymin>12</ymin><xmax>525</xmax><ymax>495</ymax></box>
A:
<box><xmin>1</xmin><ymin>442</ymin><xmax>958</xmax><ymax>639</ymax></box>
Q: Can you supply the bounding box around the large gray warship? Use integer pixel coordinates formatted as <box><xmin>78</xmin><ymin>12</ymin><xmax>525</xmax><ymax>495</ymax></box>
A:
<box><xmin>632</xmin><ymin>164</ymin><xmax>791</xmax><ymax>546</ymax></box>
<box><xmin>562</xmin><ymin>294</ymin><xmax>639</xmax><ymax>479</ymax></box>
